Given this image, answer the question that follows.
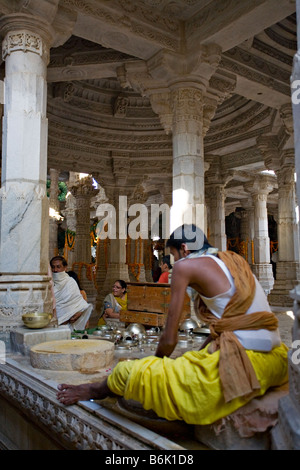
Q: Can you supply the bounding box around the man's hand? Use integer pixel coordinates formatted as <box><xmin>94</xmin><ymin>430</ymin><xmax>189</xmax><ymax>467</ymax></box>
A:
<box><xmin>69</xmin><ymin>312</ymin><xmax>82</xmax><ymax>323</ymax></box>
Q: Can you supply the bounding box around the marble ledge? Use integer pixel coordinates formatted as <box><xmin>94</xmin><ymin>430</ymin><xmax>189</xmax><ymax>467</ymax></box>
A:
<box><xmin>0</xmin><ymin>354</ymin><xmax>186</xmax><ymax>450</ymax></box>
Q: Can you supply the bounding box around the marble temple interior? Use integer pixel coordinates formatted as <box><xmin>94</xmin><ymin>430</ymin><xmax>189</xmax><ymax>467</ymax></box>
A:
<box><xmin>0</xmin><ymin>0</ymin><xmax>299</xmax><ymax>451</ymax></box>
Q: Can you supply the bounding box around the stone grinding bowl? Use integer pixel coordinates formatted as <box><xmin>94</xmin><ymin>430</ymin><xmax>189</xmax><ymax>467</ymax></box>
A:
<box><xmin>22</xmin><ymin>312</ymin><xmax>52</xmax><ymax>329</ymax></box>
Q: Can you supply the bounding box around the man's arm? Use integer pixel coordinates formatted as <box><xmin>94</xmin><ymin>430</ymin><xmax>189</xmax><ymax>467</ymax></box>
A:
<box><xmin>155</xmin><ymin>260</ymin><xmax>190</xmax><ymax>358</ymax></box>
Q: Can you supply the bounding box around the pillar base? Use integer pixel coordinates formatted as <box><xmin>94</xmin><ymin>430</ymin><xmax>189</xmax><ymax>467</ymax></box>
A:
<box><xmin>271</xmin><ymin>378</ymin><xmax>300</xmax><ymax>449</ymax></box>
<box><xmin>268</xmin><ymin>290</ymin><xmax>295</xmax><ymax>307</ymax></box>
<box><xmin>271</xmin><ymin>292</ymin><xmax>300</xmax><ymax>449</ymax></box>
<box><xmin>268</xmin><ymin>262</ymin><xmax>300</xmax><ymax>307</ymax></box>
<box><xmin>0</xmin><ymin>274</ymin><xmax>52</xmax><ymax>331</ymax></box>
<box><xmin>251</xmin><ymin>263</ymin><xmax>274</xmax><ymax>295</ymax></box>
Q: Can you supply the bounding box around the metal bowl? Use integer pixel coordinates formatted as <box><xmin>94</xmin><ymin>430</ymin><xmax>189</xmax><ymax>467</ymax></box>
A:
<box><xmin>179</xmin><ymin>318</ymin><xmax>199</xmax><ymax>331</ymax></box>
<box><xmin>125</xmin><ymin>323</ymin><xmax>146</xmax><ymax>338</ymax></box>
<box><xmin>22</xmin><ymin>312</ymin><xmax>52</xmax><ymax>329</ymax></box>
<box><xmin>193</xmin><ymin>327</ymin><xmax>210</xmax><ymax>335</ymax></box>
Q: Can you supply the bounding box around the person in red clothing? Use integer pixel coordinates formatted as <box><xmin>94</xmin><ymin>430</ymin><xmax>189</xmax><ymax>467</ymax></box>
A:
<box><xmin>158</xmin><ymin>255</ymin><xmax>172</xmax><ymax>283</ymax></box>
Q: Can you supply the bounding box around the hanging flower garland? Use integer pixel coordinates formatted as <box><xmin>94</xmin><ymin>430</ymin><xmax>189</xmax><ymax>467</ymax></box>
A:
<box><xmin>126</xmin><ymin>236</ymin><xmax>144</xmax><ymax>282</ymax></box>
<box><xmin>90</xmin><ymin>221</ymin><xmax>98</xmax><ymax>246</ymax></box>
<box><xmin>72</xmin><ymin>262</ymin><xmax>96</xmax><ymax>284</ymax></box>
<box><xmin>238</xmin><ymin>239</ymin><xmax>248</xmax><ymax>260</ymax></box>
<box><xmin>65</xmin><ymin>229</ymin><xmax>76</xmax><ymax>249</ymax></box>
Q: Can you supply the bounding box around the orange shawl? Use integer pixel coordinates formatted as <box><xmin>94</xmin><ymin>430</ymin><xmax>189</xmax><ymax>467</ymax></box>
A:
<box><xmin>195</xmin><ymin>250</ymin><xmax>278</xmax><ymax>403</ymax></box>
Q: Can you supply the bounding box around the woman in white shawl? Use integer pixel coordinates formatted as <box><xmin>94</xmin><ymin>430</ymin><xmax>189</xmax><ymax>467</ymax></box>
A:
<box><xmin>50</xmin><ymin>256</ymin><xmax>93</xmax><ymax>331</ymax></box>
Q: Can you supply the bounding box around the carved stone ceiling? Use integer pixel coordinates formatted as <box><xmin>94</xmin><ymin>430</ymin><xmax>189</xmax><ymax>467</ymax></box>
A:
<box><xmin>0</xmin><ymin>0</ymin><xmax>297</xmax><ymax>209</ymax></box>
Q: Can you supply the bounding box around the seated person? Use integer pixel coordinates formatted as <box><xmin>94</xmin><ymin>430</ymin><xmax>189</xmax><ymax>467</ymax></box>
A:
<box><xmin>98</xmin><ymin>280</ymin><xmax>127</xmax><ymax>326</ymax></box>
<box><xmin>57</xmin><ymin>225</ymin><xmax>288</xmax><ymax>429</ymax></box>
<box><xmin>50</xmin><ymin>256</ymin><xmax>92</xmax><ymax>331</ymax></box>
<box><xmin>157</xmin><ymin>255</ymin><xmax>172</xmax><ymax>283</ymax></box>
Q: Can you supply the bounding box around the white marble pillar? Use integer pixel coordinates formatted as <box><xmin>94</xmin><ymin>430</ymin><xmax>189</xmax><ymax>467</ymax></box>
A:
<box><xmin>240</xmin><ymin>201</ymin><xmax>255</xmax><ymax>265</ymax></box>
<box><xmin>245</xmin><ymin>176</ymin><xmax>275</xmax><ymax>294</ymax></box>
<box><xmin>0</xmin><ymin>15</ymin><xmax>53</xmax><ymax>330</ymax></box>
<box><xmin>48</xmin><ymin>168</ymin><xmax>60</xmax><ymax>259</ymax></box>
<box><xmin>99</xmin><ymin>189</ymin><xmax>130</xmax><ymax>296</ymax></box>
<box><xmin>70</xmin><ymin>175</ymin><xmax>99</xmax><ymax>306</ymax></box>
<box><xmin>205</xmin><ymin>162</ymin><xmax>232</xmax><ymax>251</ymax></box>
<box><xmin>61</xmin><ymin>190</ymin><xmax>77</xmax><ymax>267</ymax></box>
<box><xmin>206</xmin><ymin>184</ymin><xmax>227</xmax><ymax>251</ymax></box>
<box><xmin>238</xmin><ymin>209</ymin><xmax>250</xmax><ymax>261</ymax></box>
<box><xmin>71</xmin><ymin>176</ymin><xmax>97</xmax><ymax>264</ymax></box>
<box><xmin>170</xmin><ymin>86</ymin><xmax>205</xmax><ymax>232</ymax></box>
<box><xmin>269</xmin><ymin>153</ymin><xmax>300</xmax><ymax>306</ymax></box>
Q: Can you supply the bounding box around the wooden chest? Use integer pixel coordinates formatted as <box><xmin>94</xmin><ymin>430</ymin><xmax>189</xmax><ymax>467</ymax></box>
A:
<box><xmin>120</xmin><ymin>282</ymin><xmax>190</xmax><ymax>327</ymax></box>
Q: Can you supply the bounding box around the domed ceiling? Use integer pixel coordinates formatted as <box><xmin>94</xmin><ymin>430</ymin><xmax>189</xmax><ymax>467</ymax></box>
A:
<box><xmin>42</xmin><ymin>2</ymin><xmax>297</xmax><ymax>210</ymax></box>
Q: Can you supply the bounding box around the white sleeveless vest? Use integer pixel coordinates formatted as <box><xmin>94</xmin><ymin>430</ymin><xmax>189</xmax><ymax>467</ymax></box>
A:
<box><xmin>198</xmin><ymin>254</ymin><xmax>281</xmax><ymax>352</ymax></box>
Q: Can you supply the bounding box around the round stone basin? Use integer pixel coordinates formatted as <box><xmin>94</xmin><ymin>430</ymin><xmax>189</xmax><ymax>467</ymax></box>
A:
<box><xmin>30</xmin><ymin>339</ymin><xmax>114</xmax><ymax>372</ymax></box>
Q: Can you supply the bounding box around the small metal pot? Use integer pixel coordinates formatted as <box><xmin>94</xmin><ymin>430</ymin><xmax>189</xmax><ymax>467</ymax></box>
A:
<box><xmin>179</xmin><ymin>318</ymin><xmax>199</xmax><ymax>332</ymax></box>
<box><xmin>125</xmin><ymin>323</ymin><xmax>146</xmax><ymax>338</ymax></box>
<box><xmin>22</xmin><ymin>312</ymin><xmax>52</xmax><ymax>329</ymax></box>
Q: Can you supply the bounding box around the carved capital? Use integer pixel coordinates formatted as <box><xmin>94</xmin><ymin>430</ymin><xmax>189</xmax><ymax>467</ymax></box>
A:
<box><xmin>171</xmin><ymin>86</ymin><xmax>203</xmax><ymax>121</ymax></box>
<box><xmin>0</xmin><ymin>13</ymin><xmax>54</xmax><ymax>63</ymax></box>
<box><xmin>257</xmin><ymin>135</ymin><xmax>280</xmax><ymax>171</ymax></box>
<box><xmin>202</xmin><ymin>96</ymin><xmax>219</xmax><ymax>136</ymax></box>
<box><xmin>149</xmin><ymin>91</ymin><xmax>172</xmax><ymax>134</ymax></box>
<box><xmin>70</xmin><ymin>175</ymin><xmax>98</xmax><ymax>200</ymax></box>
<box><xmin>128</xmin><ymin>182</ymin><xmax>148</xmax><ymax>205</ymax></box>
<box><xmin>206</xmin><ymin>163</ymin><xmax>234</xmax><ymax>186</ymax></box>
<box><xmin>279</xmin><ymin>103</ymin><xmax>294</xmax><ymax>136</ymax></box>
<box><xmin>281</xmin><ymin>148</ymin><xmax>295</xmax><ymax>168</ymax></box>
<box><xmin>244</xmin><ymin>174</ymin><xmax>275</xmax><ymax>196</ymax></box>
<box><xmin>277</xmin><ymin>165</ymin><xmax>295</xmax><ymax>187</ymax></box>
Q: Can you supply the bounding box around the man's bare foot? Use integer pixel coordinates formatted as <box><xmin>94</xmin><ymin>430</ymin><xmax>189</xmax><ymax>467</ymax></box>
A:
<box><xmin>57</xmin><ymin>383</ymin><xmax>94</xmax><ymax>405</ymax></box>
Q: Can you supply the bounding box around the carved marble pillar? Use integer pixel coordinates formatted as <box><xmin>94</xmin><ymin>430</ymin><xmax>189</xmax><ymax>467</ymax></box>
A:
<box><xmin>245</xmin><ymin>176</ymin><xmax>275</xmax><ymax>294</ymax></box>
<box><xmin>258</xmin><ymin>135</ymin><xmax>300</xmax><ymax>306</ymax></box>
<box><xmin>61</xmin><ymin>191</ymin><xmax>77</xmax><ymax>268</ymax></box>
<box><xmin>205</xmin><ymin>164</ymin><xmax>232</xmax><ymax>251</ymax></box>
<box><xmin>127</xmin><ymin>182</ymin><xmax>149</xmax><ymax>283</ymax></box>
<box><xmin>272</xmin><ymin>2</ymin><xmax>300</xmax><ymax>448</ymax></box>
<box><xmin>0</xmin><ymin>14</ymin><xmax>53</xmax><ymax>330</ymax></box>
<box><xmin>170</xmin><ymin>86</ymin><xmax>205</xmax><ymax>232</ymax></box>
<box><xmin>70</xmin><ymin>175</ymin><xmax>99</xmax><ymax>306</ymax></box>
<box><xmin>120</xmin><ymin>51</ymin><xmax>234</xmax><ymax>238</ymax></box>
<box><xmin>102</xmin><ymin>234</ymin><xmax>129</xmax><ymax>301</ymax></box>
<box><xmin>205</xmin><ymin>184</ymin><xmax>226</xmax><ymax>251</ymax></box>
<box><xmin>90</xmin><ymin>185</ymin><xmax>110</xmax><ymax>299</ymax></box>
<box><xmin>269</xmin><ymin>152</ymin><xmax>300</xmax><ymax>306</ymax></box>
<box><xmin>239</xmin><ymin>202</ymin><xmax>255</xmax><ymax>265</ymax></box>
<box><xmin>147</xmin><ymin>85</ymin><xmax>207</xmax><ymax>234</ymax></box>
<box><xmin>48</xmin><ymin>168</ymin><xmax>60</xmax><ymax>259</ymax></box>
<box><xmin>98</xmin><ymin>173</ymin><xmax>130</xmax><ymax>304</ymax></box>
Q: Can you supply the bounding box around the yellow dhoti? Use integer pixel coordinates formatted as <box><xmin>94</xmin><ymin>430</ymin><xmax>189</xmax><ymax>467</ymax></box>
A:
<box><xmin>107</xmin><ymin>342</ymin><xmax>288</xmax><ymax>425</ymax></box>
